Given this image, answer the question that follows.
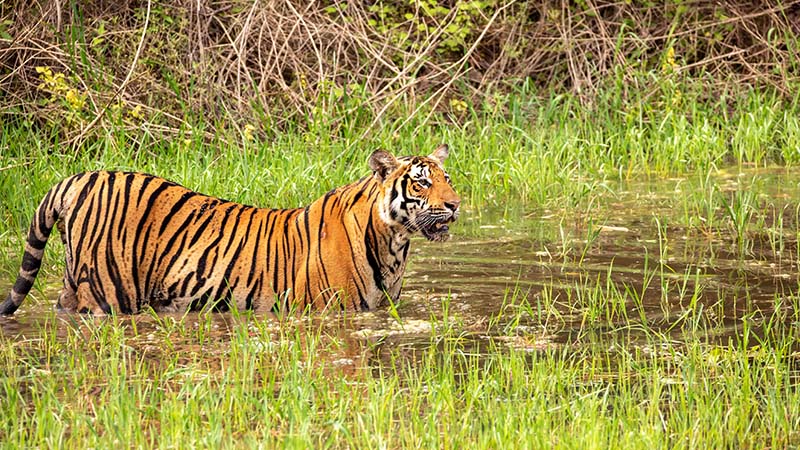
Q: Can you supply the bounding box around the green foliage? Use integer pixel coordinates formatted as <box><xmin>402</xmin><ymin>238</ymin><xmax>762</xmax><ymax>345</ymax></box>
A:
<box><xmin>3</xmin><ymin>1</ymin><xmax>798</xmax><ymax>132</ymax></box>
<box><xmin>355</xmin><ymin>0</ymin><xmax>492</xmax><ymax>56</ymax></box>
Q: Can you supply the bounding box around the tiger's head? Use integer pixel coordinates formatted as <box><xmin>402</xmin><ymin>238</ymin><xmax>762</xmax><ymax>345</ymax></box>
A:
<box><xmin>369</xmin><ymin>144</ymin><xmax>460</xmax><ymax>242</ymax></box>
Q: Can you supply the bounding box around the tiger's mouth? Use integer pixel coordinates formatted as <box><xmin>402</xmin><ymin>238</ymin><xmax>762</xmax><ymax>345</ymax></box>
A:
<box><xmin>420</xmin><ymin>217</ymin><xmax>455</xmax><ymax>242</ymax></box>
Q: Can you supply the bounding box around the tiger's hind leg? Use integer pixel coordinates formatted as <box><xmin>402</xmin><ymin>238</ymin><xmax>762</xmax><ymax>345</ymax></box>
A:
<box><xmin>74</xmin><ymin>282</ymin><xmax>112</xmax><ymax>315</ymax></box>
<box><xmin>54</xmin><ymin>274</ymin><xmax>105</xmax><ymax>315</ymax></box>
<box><xmin>54</xmin><ymin>221</ymin><xmax>79</xmax><ymax>312</ymax></box>
<box><xmin>56</xmin><ymin>279</ymin><xmax>78</xmax><ymax>312</ymax></box>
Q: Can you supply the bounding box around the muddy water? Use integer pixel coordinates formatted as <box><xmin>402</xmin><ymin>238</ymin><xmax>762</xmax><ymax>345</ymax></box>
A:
<box><xmin>1</xmin><ymin>168</ymin><xmax>799</xmax><ymax>371</ymax></box>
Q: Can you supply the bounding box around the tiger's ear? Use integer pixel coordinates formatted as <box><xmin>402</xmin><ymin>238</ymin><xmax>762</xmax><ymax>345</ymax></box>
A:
<box><xmin>428</xmin><ymin>144</ymin><xmax>449</xmax><ymax>165</ymax></box>
<box><xmin>368</xmin><ymin>150</ymin><xmax>399</xmax><ymax>181</ymax></box>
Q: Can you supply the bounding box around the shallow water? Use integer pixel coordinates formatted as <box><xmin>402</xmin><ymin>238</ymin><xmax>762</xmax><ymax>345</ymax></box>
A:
<box><xmin>2</xmin><ymin>167</ymin><xmax>800</xmax><ymax>371</ymax></box>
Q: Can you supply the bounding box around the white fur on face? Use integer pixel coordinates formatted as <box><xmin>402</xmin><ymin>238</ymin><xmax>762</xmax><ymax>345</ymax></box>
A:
<box><xmin>380</xmin><ymin>162</ymin><xmax>425</xmax><ymax>227</ymax></box>
<box><xmin>408</xmin><ymin>163</ymin><xmax>429</xmax><ymax>181</ymax></box>
<box><xmin>379</xmin><ymin>159</ymin><xmax>453</xmax><ymax>234</ymax></box>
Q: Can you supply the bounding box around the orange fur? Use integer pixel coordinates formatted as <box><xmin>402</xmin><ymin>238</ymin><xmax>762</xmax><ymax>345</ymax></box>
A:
<box><xmin>1</xmin><ymin>147</ymin><xmax>460</xmax><ymax>315</ymax></box>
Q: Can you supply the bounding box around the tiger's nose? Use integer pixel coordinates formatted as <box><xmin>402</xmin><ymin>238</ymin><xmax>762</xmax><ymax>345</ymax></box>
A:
<box><xmin>444</xmin><ymin>199</ymin><xmax>460</xmax><ymax>213</ymax></box>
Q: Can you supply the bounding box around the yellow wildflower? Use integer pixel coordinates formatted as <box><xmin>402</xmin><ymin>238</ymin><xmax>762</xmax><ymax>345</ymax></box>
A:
<box><xmin>64</xmin><ymin>89</ymin><xmax>85</xmax><ymax>111</ymax></box>
<box><xmin>450</xmin><ymin>98</ymin><xmax>468</xmax><ymax>114</ymax></box>
<box><xmin>243</xmin><ymin>123</ymin><xmax>256</xmax><ymax>142</ymax></box>
<box><xmin>662</xmin><ymin>47</ymin><xmax>678</xmax><ymax>73</ymax></box>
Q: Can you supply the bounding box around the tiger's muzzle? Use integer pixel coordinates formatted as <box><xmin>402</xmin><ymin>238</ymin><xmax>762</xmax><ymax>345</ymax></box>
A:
<box><xmin>419</xmin><ymin>200</ymin><xmax>460</xmax><ymax>242</ymax></box>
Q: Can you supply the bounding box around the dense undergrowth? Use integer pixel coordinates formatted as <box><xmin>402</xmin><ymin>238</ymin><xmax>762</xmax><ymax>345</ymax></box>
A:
<box><xmin>2</xmin><ymin>1</ymin><xmax>799</xmax><ymax>136</ymax></box>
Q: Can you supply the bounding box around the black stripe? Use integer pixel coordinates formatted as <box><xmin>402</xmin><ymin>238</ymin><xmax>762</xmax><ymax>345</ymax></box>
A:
<box><xmin>221</xmin><ymin>206</ymin><xmax>247</xmax><ymax>255</ymax></box>
<box><xmin>73</xmin><ymin>195</ymin><xmax>98</xmax><ymax>262</ymax></box>
<box><xmin>20</xmin><ymin>251</ymin><xmax>40</xmax><ymax>272</ymax></box>
<box><xmin>106</xmin><ymin>239</ymin><xmax>131</xmax><ymax>314</ymax></box>
<box><xmin>139</xmin><ymin>220</ymin><xmax>159</xmax><ymax>301</ymax></box>
<box><xmin>347</xmin><ymin>190</ymin><xmax>363</xmax><ymax>208</ymax></box>
<box><xmin>156</xmin><ymin>211</ymin><xmax>197</xmax><ymax>268</ymax></box>
<box><xmin>104</xmin><ymin>176</ymin><xmax>131</xmax><ymax>312</ymax></box>
<box><xmin>118</xmin><ymin>173</ymin><xmax>136</xmax><ymax>238</ymax></box>
<box><xmin>166</xmin><ymin>280</ymin><xmax>180</xmax><ymax>297</ymax></box>
<box><xmin>212</xmin><ymin>277</ymin><xmax>235</xmax><ymax>312</ymax></box>
<box><xmin>131</xmin><ymin>180</ymin><xmax>173</xmax><ymax>302</ymax></box>
<box><xmin>85</xmin><ymin>266</ymin><xmax>109</xmax><ymax>312</ymax></box>
<box><xmin>83</xmin><ymin>177</ymin><xmax>107</xmax><ymax>248</ymax></box>
<box><xmin>179</xmin><ymin>271</ymin><xmax>195</xmax><ymax>297</ymax></box>
<box><xmin>163</xmin><ymin>230</ymin><xmax>191</xmax><ymax>291</ymax></box>
<box><xmin>158</xmin><ymin>191</ymin><xmax>198</xmax><ymax>236</ymax></box>
<box><xmin>88</xmin><ymin>173</ymin><xmax>116</xmax><ymax>305</ymax></box>
<box><xmin>303</xmin><ymin>207</ymin><xmax>313</xmax><ymax>302</ymax></box>
<box><xmin>12</xmin><ymin>277</ymin><xmax>34</xmax><ymax>295</ymax></box>
<box><xmin>221</xmin><ymin>210</ymin><xmax>254</xmax><ymax>289</ymax></box>
<box><xmin>68</xmin><ymin>172</ymin><xmax>100</xmax><ymax>233</ymax></box>
<box><xmin>364</xmin><ymin>213</ymin><xmax>385</xmax><ymax>293</ymax></box>
<box><xmin>272</xmin><ymin>228</ymin><xmax>281</xmax><ymax>296</ymax></box>
<box><xmin>136</xmin><ymin>175</ymin><xmax>154</xmax><ymax>205</ymax></box>
<box><xmin>197</xmin><ymin>204</ymin><xmax>238</xmax><ymax>276</ymax></box>
<box><xmin>286</xmin><ymin>211</ymin><xmax>299</xmax><ymax>309</ymax></box>
<box><xmin>316</xmin><ymin>196</ymin><xmax>333</xmax><ymax>295</ymax></box>
<box><xmin>28</xmin><ymin>236</ymin><xmax>48</xmax><ymax>250</ymax></box>
<box><xmin>36</xmin><ymin>189</ymin><xmax>54</xmax><ymax>236</ymax></box>
<box><xmin>263</xmin><ymin>211</ymin><xmax>280</xmax><ymax>291</ymax></box>
<box><xmin>389</xmin><ymin>179</ymin><xmax>399</xmax><ymax>205</ymax></box>
<box><xmin>244</xmin><ymin>277</ymin><xmax>262</xmax><ymax>310</ymax></box>
<box><xmin>189</xmin><ymin>204</ymin><xmax>237</xmax><ymax>296</ymax></box>
<box><xmin>55</xmin><ymin>173</ymin><xmax>79</xmax><ymax>205</ymax></box>
<box><xmin>190</xmin><ymin>288</ymin><xmax>213</xmax><ymax>311</ymax></box>
<box><xmin>280</xmin><ymin>211</ymin><xmax>292</xmax><ymax>298</ymax></box>
<box><xmin>342</xmin><ymin>222</ymin><xmax>369</xmax><ymax>306</ymax></box>
<box><xmin>97</xmin><ymin>295</ymin><xmax>112</xmax><ymax>314</ymax></box>
<box><xmin>0</xmin><ymin>297</ymin><xmax>20</xmax><ymax>314</ymax></box>
<box><xmin>189</xmin><ymin>209</ymin><xmax>217</xmax><ymax>248</ymax></box>
<box><xmin>246</xmin><ymin>215</ymin><xmax>265</xmax><ymax>285</ymax></box>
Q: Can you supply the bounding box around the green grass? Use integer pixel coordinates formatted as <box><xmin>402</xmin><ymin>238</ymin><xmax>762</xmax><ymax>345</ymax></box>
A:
<box><xmin>2</xmin><ymin>85</ymin><xmax>800</xmax><ymax>234</ymax></box>
<box><xmin>1</xmin><ymin>296</ymin><xmax>798</xmax><ymax>448</ymax></box>
<box><xmin>2</xmin><ymin>85</ymin><xmax>800</xmax><ymax>448</ymax></box>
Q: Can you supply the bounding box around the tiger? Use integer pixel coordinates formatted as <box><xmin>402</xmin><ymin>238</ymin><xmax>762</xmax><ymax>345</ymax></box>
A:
<box><xmin>0</xmin><ymin>145</ymin><xmax>459</xmax><ymax>315</ymax></box>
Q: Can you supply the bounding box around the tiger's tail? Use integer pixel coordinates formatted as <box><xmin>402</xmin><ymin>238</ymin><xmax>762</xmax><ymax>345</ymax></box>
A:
<box><xmin>1</xmin><ymin>183</ymin><xmax>65</xmax><ymax>315</ymax></box>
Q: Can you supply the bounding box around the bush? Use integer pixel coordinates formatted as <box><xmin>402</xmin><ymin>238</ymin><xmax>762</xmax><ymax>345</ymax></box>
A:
<box><xmin>1</xmin><ymin>0</ymin><xmax>798</xmax><ymax>139</ymax></box>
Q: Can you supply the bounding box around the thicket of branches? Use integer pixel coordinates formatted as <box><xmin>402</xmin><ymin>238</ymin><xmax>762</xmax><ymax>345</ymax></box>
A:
<box><xmin>1</xmin><ymin>0</ymin><xmax>799</xmax><ymax>140</ymax></box>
